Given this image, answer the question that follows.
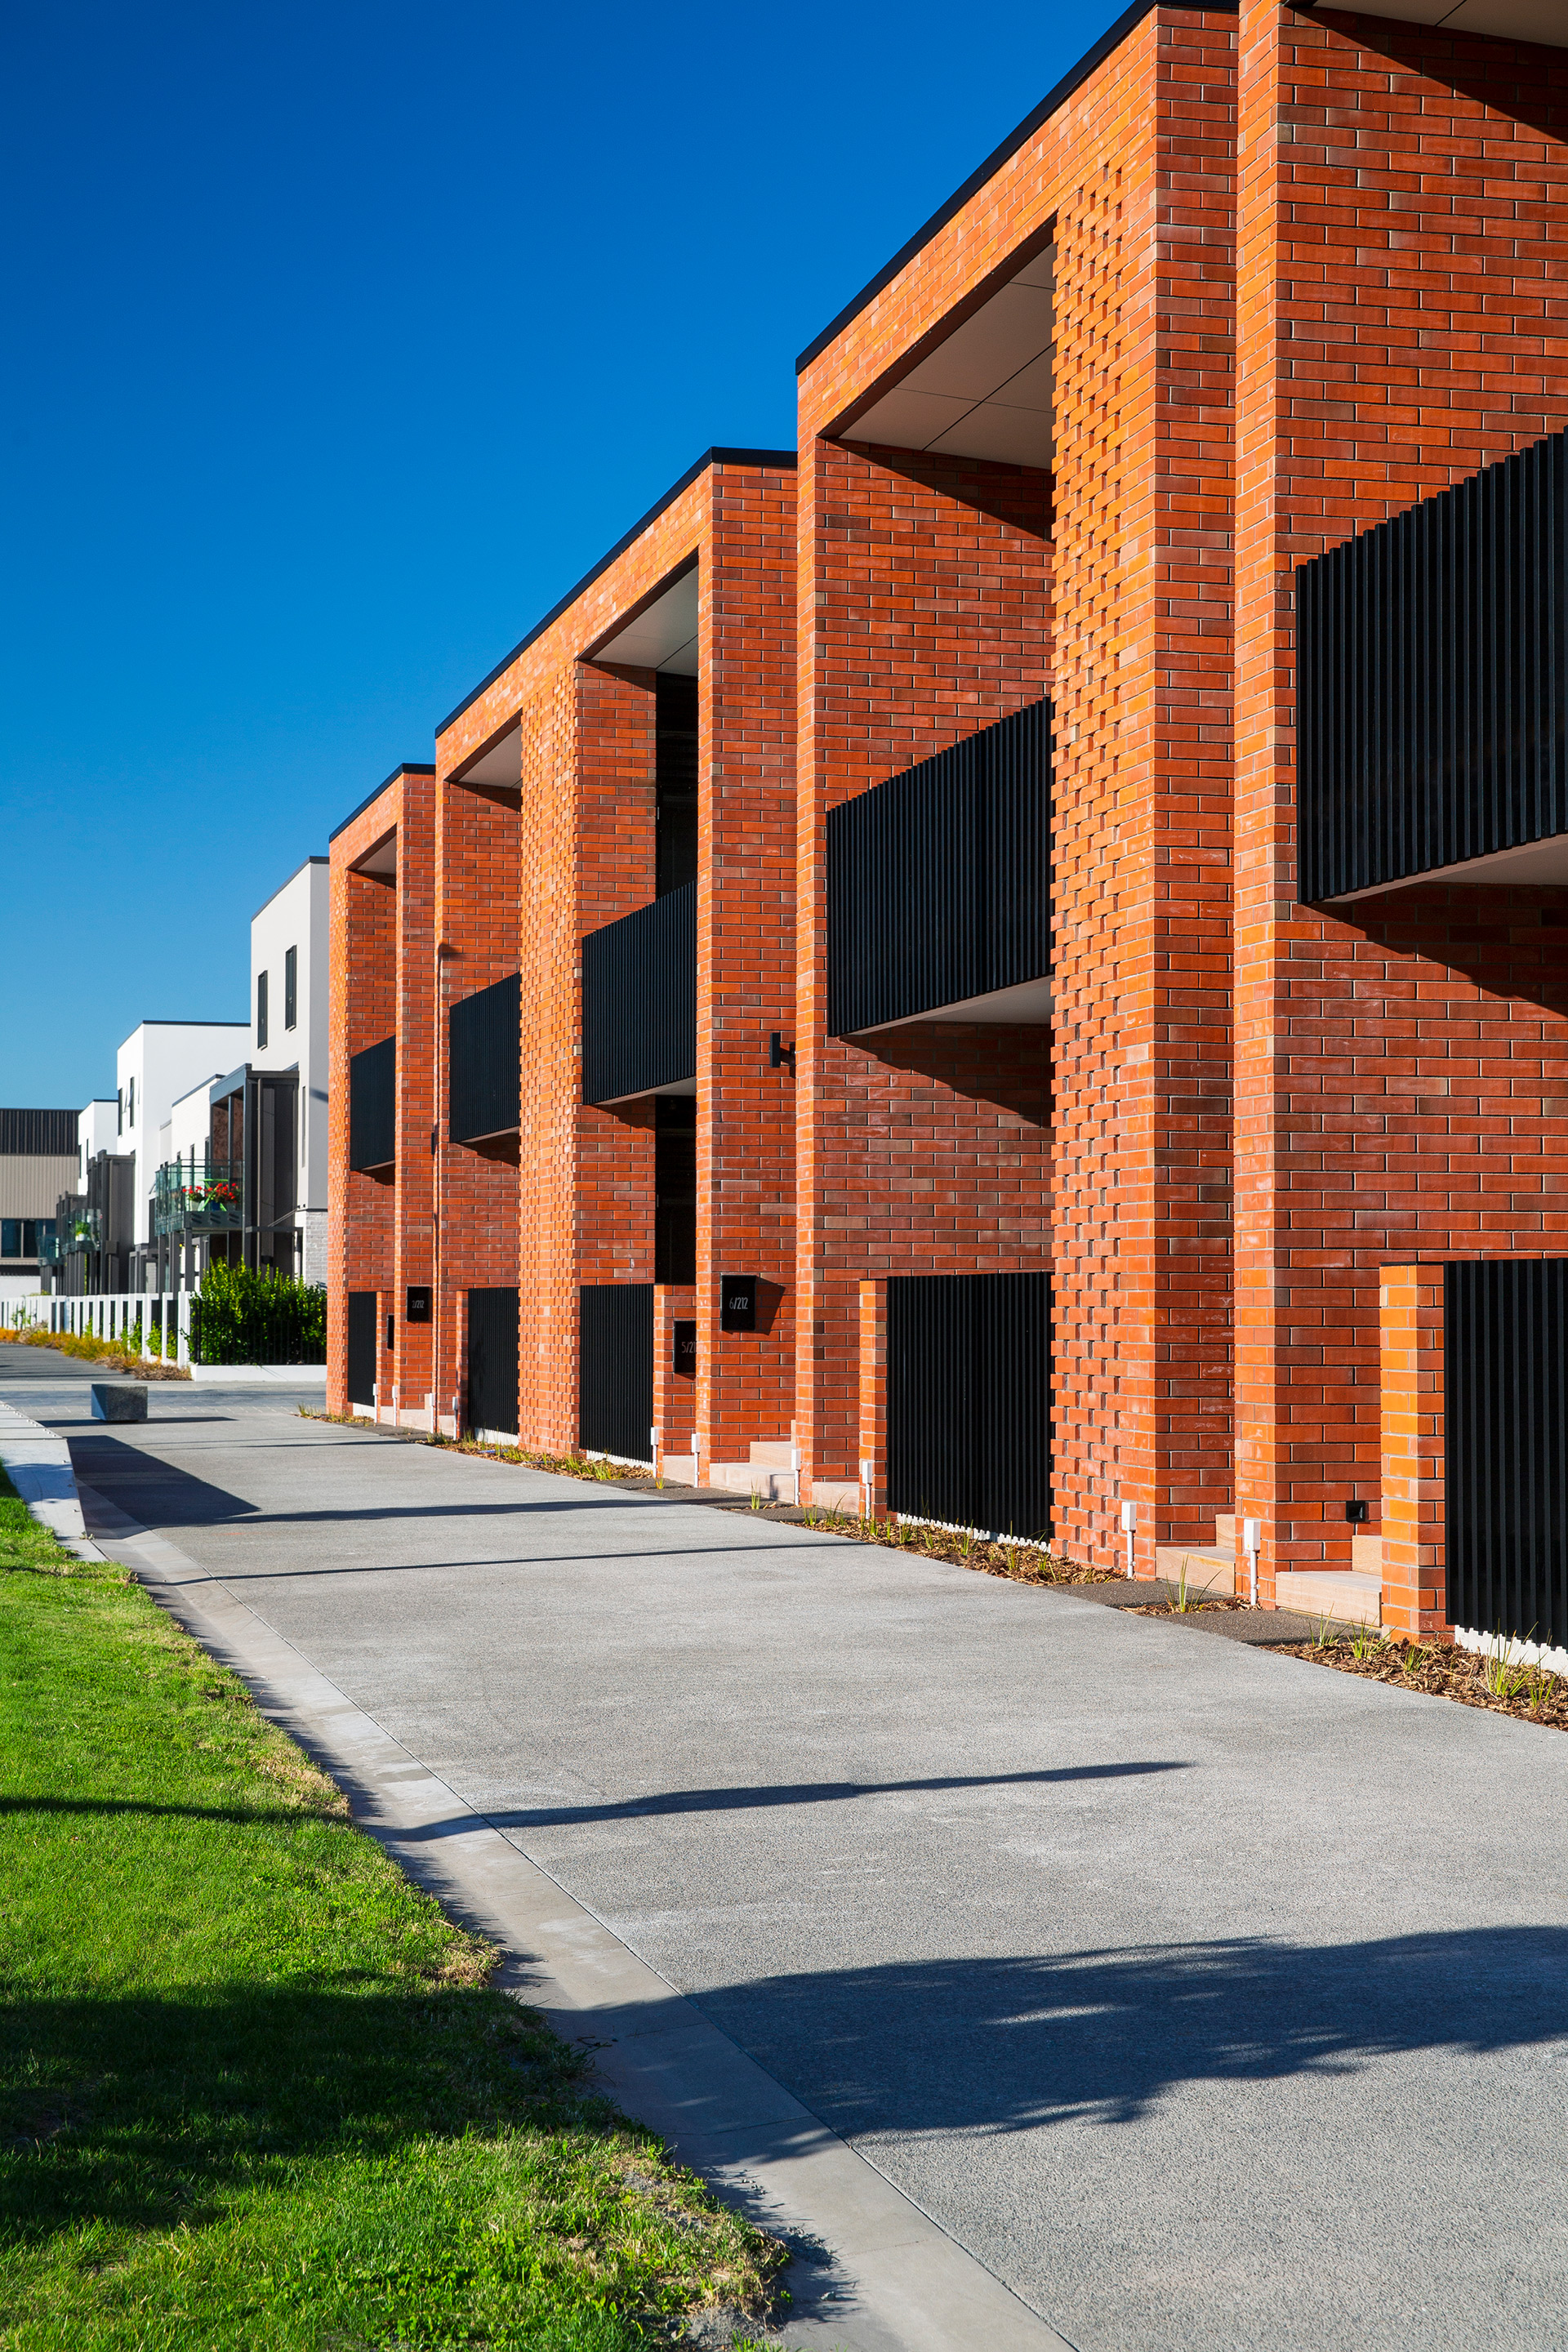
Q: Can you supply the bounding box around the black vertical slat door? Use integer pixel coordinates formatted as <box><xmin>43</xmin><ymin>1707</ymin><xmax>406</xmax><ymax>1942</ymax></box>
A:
<box><xmin>345</xmin><ymin>1290</ymin><xmax>377</xmax><ymax>1409</ymax></box>
<box><xmin>1445</xmin><ymin>1260</ymin><xmax>1568</xmax><ymax>1648</ymax></box>
<box><xmin>467</xmin><ymin>1288</ymin><xmax>519</xmax><ymax>1438</ymax></box>
<box><xmin>885</xmin><ymin>1272</ymin><xmax>1052</xmax><ymax>1538</ymax></box>
<box><xmin>579</xmin><ymin>1285</ymin><xmax>655</xmax><ymax>1462</ymax></box>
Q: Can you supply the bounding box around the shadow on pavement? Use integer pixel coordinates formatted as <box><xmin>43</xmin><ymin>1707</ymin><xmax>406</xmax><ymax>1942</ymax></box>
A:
<box><xmin>398</xmin><ymin>1760</ymin><xmax>1192</xmax><ymax>1838</ymax></box>
<box><xmin>688</xmin><ymin>1928</ymin><xmax>1568</xmax><ymax>2133</ymax></box>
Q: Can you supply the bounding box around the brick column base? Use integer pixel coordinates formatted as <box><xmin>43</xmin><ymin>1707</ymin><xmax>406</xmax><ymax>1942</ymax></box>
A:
<box><xmin>1379</xmin><ymin>1265</ymin><xmax>1448</xmax><ymax>1641</ymax></box>
<box><xmin>653</xmin><ymin>1285</ymin><xmax>697</xmax><ymax>1477</ymax></box>
<box><xmin>858</xmin><ymin>1280</ymin><xmax>887</xmax><ymax>1518</ymax></box>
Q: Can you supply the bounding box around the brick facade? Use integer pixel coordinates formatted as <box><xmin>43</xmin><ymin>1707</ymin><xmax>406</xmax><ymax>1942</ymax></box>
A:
<box><xmin>323</xmin><ymin>3</ymin><xmax>1568</xmax><ymax>1632</ymax></box>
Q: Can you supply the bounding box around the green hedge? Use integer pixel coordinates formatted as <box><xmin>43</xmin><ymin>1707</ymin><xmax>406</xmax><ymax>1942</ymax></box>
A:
<box><xmin>193</xmin><ymin>1263</ymin><xmax>327</xmax><ymax>1366</ymax></box>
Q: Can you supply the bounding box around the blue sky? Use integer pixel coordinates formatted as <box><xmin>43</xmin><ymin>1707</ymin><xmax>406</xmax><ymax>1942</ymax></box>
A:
<box><xmin>2</xmin><ymin>0</ymin><xmax>1125</xmax><ymax>1110</ymax></box>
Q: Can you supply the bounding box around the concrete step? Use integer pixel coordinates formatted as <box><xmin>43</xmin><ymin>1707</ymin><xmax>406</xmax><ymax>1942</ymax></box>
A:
<box><xmin>1155</xmin><ymin>1545</ymin><xmax>1236</xmax><ymax>1600</ymax></box>
<box><xmin>1276</xmin><ymin>1569</ymin><xmax>1382</xmax><ymax>1628</ymax></box>
<box><xmin>749</xmin><ymin>1440</ymin><xmax>799</xmax><ymax>1469</ymax></box>
<box><xmin>659</xmin><ymin>1451</ymin><xmax>697</xmax><ymax>1487</ymax></box>
<box><xmin>1352</xmin><ymin>1532</ymin><xmax>1383</xmax><ymax>1576</ymax></box>
<box><xmin>708</xmin><ymin>1460</ymin><xmax>799</xmax><ymax>1504</ymax></box>
<box><xmin>1215</xmin><ymin>1513</ymin><xmax>1236</xmax><ymax>1550</ymax></box>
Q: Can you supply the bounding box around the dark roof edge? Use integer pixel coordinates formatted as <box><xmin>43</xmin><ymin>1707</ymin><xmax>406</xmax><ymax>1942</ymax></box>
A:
<box><xmin>328</xmin><ymin>764</ymin><xmax>437</xmax><ymax>846</ymax></box>
<box><xmin>436</xmin><ymin>446</ymin><xmax>799</xmax><ymax>739</ymax></box>
<box><xmin>795</xmin><ymin>0</ymin><xmax>1240</xmax><ymax>375</ymax></box>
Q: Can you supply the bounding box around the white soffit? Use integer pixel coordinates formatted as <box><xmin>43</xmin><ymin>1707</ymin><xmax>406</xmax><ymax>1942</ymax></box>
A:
<box><xmin>457</xmin><ymin>723</ymin><xmax>521</xmax><ymax>789</ymax></box>
<box><xmin>1312</xmin><ymin>0</ymin><xmax>1567</xmax><ymax>37</ymax></box>
<box><xmin>592</xmin><ymin>565</ymin><xmax>700</xmax><ymax>675</ymax></box>
<box><xmin>854</xmin><ymin>975</ymin><xmax>1054</xmax><ymax>1032</ymax></box>
<box><xmin>354</xmin><ymin>831</ymin><xmax>397</xmax><ymax>880</ymax></box>
<box><xmin>1330</xmin><ymin>834</ymin><xmax>1568</xmax><ymax>902</ymax></box>
<box><xmin>845</xmin><ymin>246</ymin><xmax>1054</xmax><ymax>470</ymax></box>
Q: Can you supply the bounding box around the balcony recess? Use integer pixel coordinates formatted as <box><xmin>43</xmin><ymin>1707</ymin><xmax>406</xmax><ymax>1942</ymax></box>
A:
<box><xmin>1298</xmin><ymin>425</ymin><xmax>1568</xmax><ymax>903</ymax></box>
<box><xmin>827</xmin><ymin>698</ymin><xmax>1052</xmax><ymax>1036</ymax></box>
<box><xmin>581</xmin><ymin>882</ymin><xmax>697</xmax><ymax>1106</ymax></box>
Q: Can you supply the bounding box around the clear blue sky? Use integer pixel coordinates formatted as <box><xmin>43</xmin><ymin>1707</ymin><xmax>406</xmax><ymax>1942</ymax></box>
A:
<box><xmin>2</xmin><ymin>0</ymin><xmax>1125</xmax><ymax>1111</ymax></box>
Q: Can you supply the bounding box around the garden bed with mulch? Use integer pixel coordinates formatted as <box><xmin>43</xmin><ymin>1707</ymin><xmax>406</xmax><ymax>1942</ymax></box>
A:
<box><xmin>1281</xmin><ymin>1633</ymin><xmax>1568</xmax><ymax>1731</ymax></box>
<box><xmin>3</xmin><ymin>1328</ymin><xmax>189</xmax><ymax>1380</ymax></box>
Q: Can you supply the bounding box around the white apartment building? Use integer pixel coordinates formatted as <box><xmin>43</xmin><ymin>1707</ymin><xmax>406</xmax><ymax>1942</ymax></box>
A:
<box><xmin>115</xmin><ymin>1019</ymin><xmax>252</xmax><ymax>1266</ymax></box>
<box><xmin>249</xmin><ymin>857</ymin><xmax>330</xmax><ymax>1283</ymax></box>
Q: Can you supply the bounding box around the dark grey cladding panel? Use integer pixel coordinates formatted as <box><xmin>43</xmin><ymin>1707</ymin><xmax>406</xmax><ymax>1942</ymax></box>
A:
<box><xmin>1297</xmin><ymin>427</ymin><xmax>1568</xmax><ymax>902</ymax></box>
<box><xmin>449</xmin><ymin>973</ymin><xmax>521</xmax><ymax>1143</ymax></box>
<box><xmin>0</xmin><ymin>1109</ymin><xmax>78</xmax><ymax>1157</ymax></box>
<box><xmin>826</xmin><ymin>699</ymin><xmax>1051</xmax><ymax>1036</ymax></box>
<box><xmin>581</xmin><ymin>881</ymin><xmax>697</xmax><ymax>1106</ymax></box>
<box><xmin>579</xmin><ymin>1283</ymin><xmax>654</xmax><ymax>1462</ymax></box>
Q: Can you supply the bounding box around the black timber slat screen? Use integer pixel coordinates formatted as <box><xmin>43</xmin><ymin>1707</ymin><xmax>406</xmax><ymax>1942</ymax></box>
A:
<box><xmin>345</xmin><ymin>1290</ymin><xmax>377</xmax><ymax>1408</ymax></box>
<box><xmin>886</xmin><ymin>1272</ymin><xmax>1051</xmax><ymax>1538</ymax></box>
<box><xmin>827</xmin><ymin>698</ymin><xmax>1051</xmax><ymax>1036</ymax></box>
<box><xmin>581</xmin><ymin>881</ymin><xmax>697</xmax><ymax>1103</ymax></box>
<box><xmin>348</xmin><ymin>1036</ymin><xmax>395</xmax><ymax>1170</ymax></box>
<box><xmin>467</xmin><ymin>1287</ymin><xmax>519</xmax><ymax>1437</ymax></box>
<box><xmin>449</xmin><ymin>973</ymin><xmax>521</xmax><ymax>1143</ymax></box>
<box><xmin>1298</xmin><ymin>425</ymin><xmax>1568</xmax><ymax>902</ymax></box>
<box><xmin>579</xmin><ymin>1284</ymin><xmax>654</xmax><ymax>1461</ymax></box>
<box><xmin>1445</xmin><ymin>1259</ymin><xmax>1568</xmax><ymax>1648</ymax></box>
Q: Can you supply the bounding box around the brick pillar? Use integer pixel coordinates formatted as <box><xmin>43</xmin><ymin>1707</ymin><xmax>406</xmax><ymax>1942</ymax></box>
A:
<box><xmin>1379</xmin><ymin>1264</ymin><xmax>1447</xmax><ymax>1642</ymax></box>
<box><xmin>858</xmin><ymin>1279</ymin><xmax>887</xmax><ymax>1517</ymax></box>
<box><xmin>653</xmin><ymin>1283</ymin><xmax>697</xmax><ymax>1470</ymax></box>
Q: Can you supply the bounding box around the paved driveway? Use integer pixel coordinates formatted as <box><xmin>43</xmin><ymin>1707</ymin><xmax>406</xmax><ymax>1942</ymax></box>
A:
<box><xmin>10</xmin><ymin>1352</ymin><xmax>1567</xmax><ymax>2350</ymax></box>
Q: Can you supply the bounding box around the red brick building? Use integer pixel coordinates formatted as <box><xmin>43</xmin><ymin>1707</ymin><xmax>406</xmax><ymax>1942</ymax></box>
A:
<box><xmin>329</xmin><ymin>1</ymin><xmax>1568</xmax><ymax>1650</ymax></box>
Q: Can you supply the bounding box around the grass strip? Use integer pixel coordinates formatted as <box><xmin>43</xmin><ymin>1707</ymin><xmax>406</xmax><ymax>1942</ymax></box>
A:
<box><xmin>0</xmin><ymin>1468</ymin><xmax>782</xmax><ymax>2348</ymax></box>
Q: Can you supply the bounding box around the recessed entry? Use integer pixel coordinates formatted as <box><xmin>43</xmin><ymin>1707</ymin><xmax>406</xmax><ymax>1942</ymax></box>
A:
<box><xmin>590</xmin><ymin>563</ymin><xmax>700</xmax><ymax>675</ymax></box>
<box><xmin>844</xmin><ymin>246</ymin><xmax>1054</xmax><ymax>471</ymax></box>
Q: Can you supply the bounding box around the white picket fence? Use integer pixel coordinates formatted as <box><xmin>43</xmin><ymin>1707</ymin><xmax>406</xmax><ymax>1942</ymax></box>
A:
<box><xmin>1</xmin><ymin>1290</ymin><xmax>194</xmax><ymax>1368</ymax></box>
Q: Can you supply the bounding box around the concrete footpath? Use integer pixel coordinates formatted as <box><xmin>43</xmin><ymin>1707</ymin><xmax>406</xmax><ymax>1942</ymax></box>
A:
<box><xmin>6</xmin><ymin>1348</ymin><xmax>1567</xmax><ymax>2351</ymax></box>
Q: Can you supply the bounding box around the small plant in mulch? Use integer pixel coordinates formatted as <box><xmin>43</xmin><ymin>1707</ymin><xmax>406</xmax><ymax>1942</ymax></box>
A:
<box><xmin>307</xmin><ymin>1411</ymin><xmax>654</xmax><ymax>1486</ymax></box>
<box><xmin>1126</xmin><ymin>1552</ymin><xmax>1244</xmax><ymax>1618</ymax></box>
<box><xmin>799</xmin><ymin>1503</ymin><xmax>1123</xmax><ymax>1590</ymax></box>
<box><xmin>1282</xmin><ymin>1627</ymin><xmax>1568</xmax><ymax>1731</ymax></box>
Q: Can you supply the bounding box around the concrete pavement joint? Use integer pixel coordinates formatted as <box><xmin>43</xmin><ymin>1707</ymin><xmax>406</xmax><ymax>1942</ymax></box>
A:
<box><xmin>74</xmin><ymin>1477</ymin><xmax>1075</xmax><ymax>2352</ymax></box>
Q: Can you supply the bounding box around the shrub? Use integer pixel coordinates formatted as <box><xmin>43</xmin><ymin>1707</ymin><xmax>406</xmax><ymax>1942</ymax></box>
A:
<box><xmin>194</xmin><ymin>1262</ymin><xmax>327</xmax><ymax>1366</ymax></box>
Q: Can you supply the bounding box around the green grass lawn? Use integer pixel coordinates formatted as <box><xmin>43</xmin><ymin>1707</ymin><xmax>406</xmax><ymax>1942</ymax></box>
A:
<box><xmin>0</xmin><ymin>1470</ymin><xmax>782</xmax><ymax>2349</ymax></box>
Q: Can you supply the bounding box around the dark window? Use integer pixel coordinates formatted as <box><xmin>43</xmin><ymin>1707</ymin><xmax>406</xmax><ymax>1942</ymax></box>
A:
<box><xmin>257</xmin><ymin>969</ymin><xmax>270</xmax><ymax>1049</ymax></box>
<box><xmin>656</xmin><ymin>672</ymin><xmax>698</xmax><ymax>897</ymax></box>
<box><xmin>654</xmin><ymin>1095</ymin><xmax>697</xmax><ymax>1284</ymax></box>
<box><xmin>449</xmin><ymin>973</ymin><xmax>521</xmax><ymax>1143</ymax></box>
<box><xmin>1</xmin><ymin>1220</ymin><xmax>38</xmax><ymax>1258</ymax></box>
<box><xmin>284</xmin><ymin>946</ymin><xmax>297</xmax><ymax>1031</ymax></box>
<box><xmin>349</xmin><ymin>1036</ymin><xmax>395</xmax><ymax>1170</ymax></box>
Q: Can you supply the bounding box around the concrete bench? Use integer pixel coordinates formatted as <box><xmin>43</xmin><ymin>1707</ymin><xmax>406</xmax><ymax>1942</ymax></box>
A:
<box><xmin>90</xmin><ymin>1382</ymin><xmax>148</xmax><ymax>1423</ymax></box>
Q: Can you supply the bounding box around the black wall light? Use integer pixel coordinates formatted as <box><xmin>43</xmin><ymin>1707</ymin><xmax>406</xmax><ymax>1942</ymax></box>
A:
<box><xmin>769</xmin><ymin>1032</ymin><xmax>795</xmax><ymax>1073</ymax></box>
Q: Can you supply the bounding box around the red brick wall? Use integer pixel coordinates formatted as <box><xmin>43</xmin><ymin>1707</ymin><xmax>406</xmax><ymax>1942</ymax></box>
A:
<box><xmin>792</xmin><ymin>437</ymin><xmax>1054</xmax><ymax>1492</ymax></box>
<box><xmin>795</xmin><ymin>6</ymin><xmax>1237</xmax><ymax>1548</ymax></box>
<box><xmin>428</xmin><ymin>458</ymin><xmax>797</xmax><ymax>1457</ymax></box>
<box><xmin>327</xmin><ymin>767</ymin><xmax>434</xmax><ymax>1415</ymax></box>
<box><xmin>435</xmin><ymin>775</ymin><xmax>521</xmax><ymax>1432</ymax></box>
<box><xmin>1233</xmin><ymin>1</ymin><xmax>1568</xmax><ymax>1596</ymax></box>
<box><xmin>1379</xmin><ymin>1262</ymin><xmax>1446</xmax><ymax>1641</ymax></box>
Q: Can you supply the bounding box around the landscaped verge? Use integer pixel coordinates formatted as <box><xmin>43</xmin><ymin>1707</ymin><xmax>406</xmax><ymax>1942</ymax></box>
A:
<box><xmin>304</xmin><ymin>1411</ymin><xmax>1122</xmax><ymax>1593</ymax></box>
<box><xmin>3</xmin><ymin>1325</ymin><xmax>189</xmax><ymax>1383</ymax></box>
<box><xmin>0</xmin><ymin>1471</ymin><xmax>784</xmax><ymax>2349</ymax></box>
<box><xmin>1279</xmin><ymin>1629</ymin><xmax>1568</xmax><ymax>1733</ymax></box>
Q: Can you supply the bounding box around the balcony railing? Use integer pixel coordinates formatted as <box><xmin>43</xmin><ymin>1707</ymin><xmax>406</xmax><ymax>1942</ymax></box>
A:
<box><xmin>449</xmin><ymin>973</ymin><xmax>521</xmax><ymax>1144</ymax></box>
<box><xmin>1298</xmin><ymin>423</ymin><xmax>1568</xmax><ymax>902</ymax></box>
<box><xmin>349</xmin><ymin>1036</ymin><xmax>396</xmax><ymax>1170</ymax></box>
<box><xmin>154</xmin><ymin>1155</ymin><xmax>243</xmax><ymax>1236</ymax></box>
<box><xmin>827</xmin><ymin>699</ymin><xmax>1052</xmax><ymax>1035</ymax></box>
<box><xmin>581</xmin><ymin>880</ymin><xmax>697</xmax><ymax>1105</ymax></box>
